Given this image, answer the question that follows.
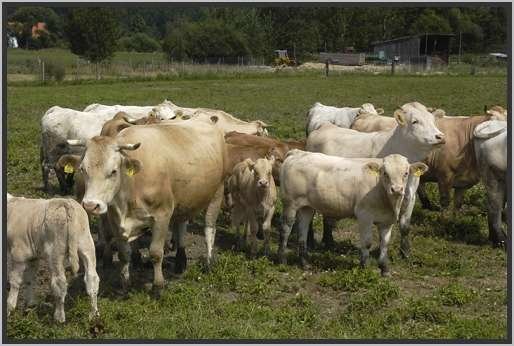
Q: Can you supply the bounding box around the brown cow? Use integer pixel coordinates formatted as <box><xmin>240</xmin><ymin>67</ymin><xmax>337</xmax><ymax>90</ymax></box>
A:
<box><xmin>225</xmin><ymin>132</ymin><xmax>306</xmax><ymax>183</ymax></box>
<box><xmin>417</xmin><ymin>109</ymin><xmax>507</xmax><ymax>210</ymax></box>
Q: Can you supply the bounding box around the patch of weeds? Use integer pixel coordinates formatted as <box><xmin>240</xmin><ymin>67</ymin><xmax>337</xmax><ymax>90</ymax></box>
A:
<box><xmin>310</xmin><ymin>250</ymin><xmax>357</xmax><ymax>271</ymax></box>
<box><xmin>401</xmin><ymin>297</ymin><xmax>452</xmax><ymax>324</ymax></box>
<box><xmin>435</xmin><ymin>283</ymin><xmax>475</xmax><ymax>306</ymax></box>
<box><xmin>346</xmin><ymin>279</ymin><xmax>400</xmax><ymax>313</ymax></box>
<box><xmin>318</xmin><ymin>267</ymin><xmax>380</xmax><ymax>292</ymax></box>
<box><xmin>447</xmin><ymin>316</ymin><xmax>507</xmax><ymax>339</ymax></box>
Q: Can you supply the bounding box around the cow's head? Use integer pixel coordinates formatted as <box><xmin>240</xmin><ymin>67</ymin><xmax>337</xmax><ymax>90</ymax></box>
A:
<box><xmin>55</xmin><ymin>154</ymin><xmax>82</xmax><ymax>195</ymax></box>
<box><xmin>394</xmin><ymin>102</ymin><xmax>445</xmax><ymax>148</ymax></box>
<box><xmin>246</xmin><ymin>157</ymin><xmax>275</xmax><ymax>189</ymax></box>
<box><xmin>152</xmin><ymin>100</ymin><xmax>178</xmax><ymax>120</ymax></box>
<box><xmin>486</xmin><ymin>105</ymin><xmax>508</xmax><ymax>121</ymax></box>
<box><xmin>365</xmin><ymin>154</ymin><xmax>428</xmax><ymax>219</ymax></box>
<box><xmin>360</xmin><ymin>103</ymin><xmax>384</xmax><ymax>115</ymax></box>
<box><xmin>68</xmin><ymin>136</ymin><xmax>142</xmax><ymax>215</ymax></box>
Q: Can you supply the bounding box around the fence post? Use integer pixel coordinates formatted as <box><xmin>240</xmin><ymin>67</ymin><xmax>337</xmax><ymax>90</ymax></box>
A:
<box><xmin>41</xmin><ymin>61</ymin><xmax>45</xmax><ymax>82</ymax></box>
<box><xmin>325</xmin><ymin>60</ymin><xmax>329</xmax><ymax>77</ymax></box>
<box><xmin>391</xmin><ymin>59</ymin><xmax>396</xmax><ymax>75</ymax></box>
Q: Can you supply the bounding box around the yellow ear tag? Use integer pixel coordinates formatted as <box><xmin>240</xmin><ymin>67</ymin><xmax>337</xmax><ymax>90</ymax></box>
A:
<box><xmin>369</xmin><ymin>168</ymin><xmax>380</xmax><ymax>176</ymax></box>
<box><xmin>414</xmin><ymin>168</ymin><xmax>423</xmax><ymax>177</ymax></box>
<box><xmin>126</xmin><ymin>167</ymin><xmax>135</xmax><ymax>177</ymax></box>
<box><xmin>64</xmin><ymin>163</ymin><xmax>74</xmax><ymax>174</ymax></box>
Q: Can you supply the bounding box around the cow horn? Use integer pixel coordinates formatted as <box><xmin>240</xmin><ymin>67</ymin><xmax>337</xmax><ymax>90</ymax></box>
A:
<box><xmin>118</xmin><ymin>143</ymin><xmax>141</xmax><ymax>151</ymax></box>
<box><xmin>123</xmin><ymin>116</ymin><xmax>138</xmax><ymax>124</ymax></box>
<box><xmin>67</xmin><ymin>139</ymin><xmax>86</xmax><ymax>146</ymax></box>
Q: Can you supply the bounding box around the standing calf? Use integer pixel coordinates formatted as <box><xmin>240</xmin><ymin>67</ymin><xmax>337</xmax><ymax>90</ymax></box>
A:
<box><xmin>7</xmin><ymin>194</ymin><xmax>99</xmax><ymax>323</ymax></box>
<box><xmin>227</xmin><ymin>157</ymin><xmax>277</xmax><ymax>257</ymax></box>
<box><xmin>278</xmin><ymin>151</ymin><xmax>427</xmax><ymax>276</ymax></box>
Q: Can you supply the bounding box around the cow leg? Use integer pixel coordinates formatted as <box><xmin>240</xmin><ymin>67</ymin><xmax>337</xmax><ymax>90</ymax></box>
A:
<box><xmin>486</xmin><ymin>175</ymin><xmax>507</xmax><ymax>247</ymax></box>
<box><xmin>117</xmin><ymin>239</ymin><xmax>132</xmax><ymax>290</ymax></box>
<box><xmin>417</xmin><ymin>181</ymin><xmax>436</xmax><ymax>210</ymax></box>
<box><xmin>399</xmin><ymin>174</ymin><xmax>419</xmax><ymax>258</ymax></box>
<box><xmin>378</xmin><ymin>223</ymin><xmax>393</xmax><ymax>277</ymax></box>
<box><xmin>247</xmin><ymin>213</ymin><xmax>259</xmax><ymax>259</ymax></box>
<box><xmin>98</xmin><ymin>215</ymin><xmax>114</xmax><ymax>269</ymax></box>
<box><xmin>438</xmin><ymin>176</ymin><xmax>453</xmax><ymax>211</ymax></box>
<box><xmin>453</xmin><ymin>187</ymin><xmax>466</xmax><ymax>210</ymax></box>
<box><xmin>49</xmin><ymin>259</ymin><xmax>68</xmax><ymax>323</ymax></box>
<box><xmin>78</xmin><ymin>237</ymin><xmax>100</xmax><ymax>319</ymax></box>
<box><xmin>322</xmin><ymin>216</ymin><xmax>336</xmax><ymax>249</ymax></box>
<box><xmin>40</xmin><ymin>147</ymin><xmax>50</xmax><ymax>192</ymax></box>
<box><xmin>173</xmin><ymin>220</ymin><xmax>188</xmax><ymax>274</ymax></box>
<box><xmin>278</xmin><ymin>203</ymin><xmax>298</xmax><ymax>265</ymax></box>
<box><xmin>230</xmin><ymin>205</ymin><xmax>246</xmax><ymax>251</ymax></box>
<box><xmin>357</xmin><ymin>217</ymin><xmax>373</xmax><ymax>268</ymax></box>
<box><xmin>149</xmin><ymin>216</ymin><xmax>171</xmax><ymax>289</ymax></box>
<box><xmin>204</xmin><ymin>184</ymin><xmax>224</xmax><ymax>266</ymax></box>
<box><xmin>7</xmin><ymin>261</ymin><xmax>27</xmax><ymax>317</ymax></box>
<box><xmin>262</xmin><ymin>206</ymin><xmax>275</xmax><ymax>258</ymax></box>
<box><xmin>296</xmin><ymin>207</ymin><xmax>315</xmax><ymax>268</ymax></box>
<box><xmin>23</xmin><ymin>259</ymin><xmax>39</xmax><ymax>308</ymax></box>
<box><xmin>306</xmin><ymin>218</ymin><xmax>316</xmax><ymax>250</ymax></box>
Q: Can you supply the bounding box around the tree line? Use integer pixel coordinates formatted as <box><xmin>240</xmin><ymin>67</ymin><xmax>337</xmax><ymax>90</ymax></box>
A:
<box><xmin>6</xmin><ymin>6</ymin><xmax>508</xmax><ymax>64</ymax></box>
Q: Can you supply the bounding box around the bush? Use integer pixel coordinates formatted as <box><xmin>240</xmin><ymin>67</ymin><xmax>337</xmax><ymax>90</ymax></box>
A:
<box><xmin>43</xmin><ymin>60</ymin><xmax>65</xmax><ymax>82</ymax></box>
<box><xmin>118</xmin><ymin>33</ymin><xmax>160</xmax><ymax>53</ymax></box>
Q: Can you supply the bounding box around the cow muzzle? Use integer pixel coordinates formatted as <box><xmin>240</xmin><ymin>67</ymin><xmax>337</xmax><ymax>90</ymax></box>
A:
<box><xmin>82</xmin><ymin>199</ymin><xmax>107</xmax><ymax>215</ymax></box>
<box><xmin>390</xmin><ymin>185</ymin><xmax>404</xmax><ymax>196</ymax></box>
<box><xmin>258</xmin><ymin>179</ymin><xmax>269</xmax><ymax>188</ymax></box>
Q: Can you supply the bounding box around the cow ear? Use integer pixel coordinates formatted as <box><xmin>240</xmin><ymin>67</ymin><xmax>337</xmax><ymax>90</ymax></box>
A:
<box><xmin>67</xmin><ymin>139</ymin><xmax>86</xmax><ymax>147</ymax></box>
<box><xmin>124</xmin><ymin>158</ymin><xmax>142</xmax><ymax>177</ymax></box>
<box><xmin>364</xmin><ymin>162</ymin><xmax>381</xmax><ymax>176</ymax></box>
<box><xmin>118</xmin><ymin>142</ymin><xmax>141</xmax><ymax>151</ymax></box>
<box><xmin>376</xmin><ymin>108</ymin><xmax>384</xmax><ymax>115</ymax></box>
<box><xmin>394</xmin><ymin>109</ymin><xmax>407</xmax><ymax>126</ymax></box>
<box><xmin>432</xmin><ymin>109</ymin><xmax>446</xmax><ymax>118</ymax></box>
<box><xmin>267</xmin><ymin>155</ymin><xmax>276</xmax><ymax>165</ymax></box>
<box><xmin>210</xmin><ymin>115</ymin><xmax>219</xmax><ymax>123</ymax></box>
<box><xmin>245</xmin><ymin>158</ymin><xmax>256</xmax><ymax>171</ymax></box>
<box><xmin>58</xmin><ymin>154</ymin><xmax>82</xmax><ymax>174</ymax></box>
<box><xmin>409</xmin><ymin>162</ymin><xmax>429</xmax><ymax>177</ymax></box>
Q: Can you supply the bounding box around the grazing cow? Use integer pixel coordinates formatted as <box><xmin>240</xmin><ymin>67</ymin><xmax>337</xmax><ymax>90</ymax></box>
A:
<box><xmin>227</xmin><ymin>157</ymin><xmax>277</xmax><ymax>257</ymax></box>
<box><xmin>100</xmin><ymin>111</ymin><xmax>161</xmax><ymax>137</ymax></box>
<box><xmin>69</xmin><ymin>120</ymin><xmax>228</xmax><ymax>289</ymax></box>
<box><xmin>83</xmin><ymin>99</ymin><xmax>180</xmax><ymax>120</ymax></box>
<box><xmin>473</xmin><ymin>120</ymin><xmax>508</xmax><ymax>246</ymax></box>
<box><xmin>416</xmin><ymin>109</ymin><xmax>507</xmax><ymax>211</ymax></box>
<box><xmin>7</xmin><ymin>194</ymin><xmax>99</xmax><ymax>323</ymax></box>
<box><xmin>306</xmin><ymin>102</ymin><xmax>383</xmax><ymax>135</ymax></box>
<box><xmin>183</xmin><ymin>109</ymin><xmax>269</xmax><ymax>136</ymax></box>
<box><xmin>225</xmin><ymin>131</ymin><xmax>305</xmax><ymax>183</ymax></box>
<box><xmin>306</xmin><ymin>102</ymin><xmax>445</xmax><ymax>256</ymax></box>
<box><xmin>278</xmin><ymin>151</ymin><xmax>428</xmax><ymax>275</ymax></box>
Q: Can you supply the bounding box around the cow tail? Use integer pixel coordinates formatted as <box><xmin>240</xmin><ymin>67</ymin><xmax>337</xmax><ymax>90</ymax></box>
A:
<box><xmin>64</xmin><ymin>201</ymin><xmax>80</xmax><ymax>276</ymax></box>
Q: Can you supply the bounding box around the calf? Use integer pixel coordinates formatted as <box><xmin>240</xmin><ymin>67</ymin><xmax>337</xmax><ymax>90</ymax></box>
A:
<box><xmin>473</xmin><ymin>120</ymin><xmax>508</xmax><ymax>247</ymax></box>
<box><xmin>7</xmin><ymin>194</ymin><xmax>99</xmax><ymax>323</ymax></box>
<box><xmin>278</xmin><ymin>151</ymin><xmax>427</xmax><ymax>275</ymax></box>
<box><xmin>227</xmin><ymin>158</ymin><xmax>277</xmax><ymax>257</ymax></box>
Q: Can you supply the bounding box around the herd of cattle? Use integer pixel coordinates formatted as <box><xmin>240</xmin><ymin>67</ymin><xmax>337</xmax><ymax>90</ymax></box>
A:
<box><xmin>7</xmin><ymin>99</ymin><xmax>508</xmax><ymax>323</ymax></box>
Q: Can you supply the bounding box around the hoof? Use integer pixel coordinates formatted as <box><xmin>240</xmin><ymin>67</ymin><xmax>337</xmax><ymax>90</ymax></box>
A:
<box><xmin>381</xmin><ymin>270</ymin><xmax>392</xmax><ymax>277</ymax></box>
<box><xmin>278</xmin><ymin>251</ymin><xmax>287</xmax><ymax>265</ymax></box>
<box><xmin>400</xmin><ymin>247</ymin><xmax>410</xmax><ymax>259</ymax></box>
<box><xmin>299</xmin><ymin>257</ymin><xmax>310</xmax><ymax>269</ymax></box>
<box><xmin>175</xmin><ymin>247</ymin><xmax>187</xmax><ymax>274</ymax></box>
<box><xmin>256</xmin><ymin>229</ymin><xmax>264</xmax><ymax>240</ymax></box>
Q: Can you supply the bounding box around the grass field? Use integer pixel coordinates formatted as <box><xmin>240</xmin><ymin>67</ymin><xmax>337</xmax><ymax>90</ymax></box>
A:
<box><xmin>6</xmin><ymin>73</ymin><xmax>509</xmax><ymax>340</ymax></box>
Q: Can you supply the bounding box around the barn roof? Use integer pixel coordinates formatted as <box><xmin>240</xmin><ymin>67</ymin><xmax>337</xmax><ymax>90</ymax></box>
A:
<box><xmin>371</xmin><ymin>33</ymin><xmax>454</xmax><ymax>46</ymax></box>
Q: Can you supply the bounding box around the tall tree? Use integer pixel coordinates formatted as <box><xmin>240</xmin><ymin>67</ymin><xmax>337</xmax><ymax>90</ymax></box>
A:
<box><xmin>64</xmin><ymin>7</ymin><xmax>120</xmax><ymax>79</ymax></box>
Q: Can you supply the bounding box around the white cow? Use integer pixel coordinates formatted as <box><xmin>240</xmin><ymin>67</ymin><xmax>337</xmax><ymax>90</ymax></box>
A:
<box><xmin>278</xmin><ymin>150</ymin><xmax>428</xmax><ymax>275</ymax></box>
<box><xmin>305</xmin><ymin>102</ymin><xmax>383</xmax><ymax>135</ymax></box>
<box><xmin>306</xmin><ymin>102</ymin><xmax>445</xmax><ymax>257</ymax></box>
<box><xmin>83</xmin><ymin>99</ymin><xmax>180</xmax><ymax>120</ymax></box>
<box><xmin>474</xmin><ymin>120</ymin><xmax>508</xmax><ymax>246</ymax></box>
<box><xmin>7</xmin><ymin>194</ymin><xmax>99</xmax><ymax>323</ymax></box>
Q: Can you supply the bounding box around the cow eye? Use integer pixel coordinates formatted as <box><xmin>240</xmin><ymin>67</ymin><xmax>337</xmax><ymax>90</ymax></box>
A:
<box><xmin>110</xmin><ymin>169</ymin><xmax>117</xmax><ymax>177</ymax></box>
<box><xmin>404</xmin><ymin>172</ymin><xmax>409</xmax><ymax>177</ymax></box>
<box><xmin>412</xmin><ymin>120</ymin><xmax>418</xmax><ymax>125</ymax></box>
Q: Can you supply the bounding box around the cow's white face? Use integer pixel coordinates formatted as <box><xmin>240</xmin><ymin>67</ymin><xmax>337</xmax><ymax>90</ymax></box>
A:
<box><xmin>78</xmin><ymin>136</ymin><xmax>141</xmax><ymax>215</ymax></box>
<box><xmin>366</xmin><ymin>154</ymin><xmax>427</xmax><ymax>219</ymax></box>
<box><xmin>395</xmin><ymin>103</ymin><xmax>445</xmax><ymax>148</ymax></box>
<box><xmin>152</xmin><ymin>104</ymin><xmax>177</xmax><ymax>120</ymax></box>
<box><xmin>248</xmin><ymin>157</ymin><xmax>275</xmax><ymax>189</ymax></box>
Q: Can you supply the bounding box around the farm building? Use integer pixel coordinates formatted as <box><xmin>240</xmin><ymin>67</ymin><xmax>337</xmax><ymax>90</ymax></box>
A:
<box><xmin>371</xmin><ymin>33</ymin><xmax>454</xmax><ymax>66</ymax></box>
